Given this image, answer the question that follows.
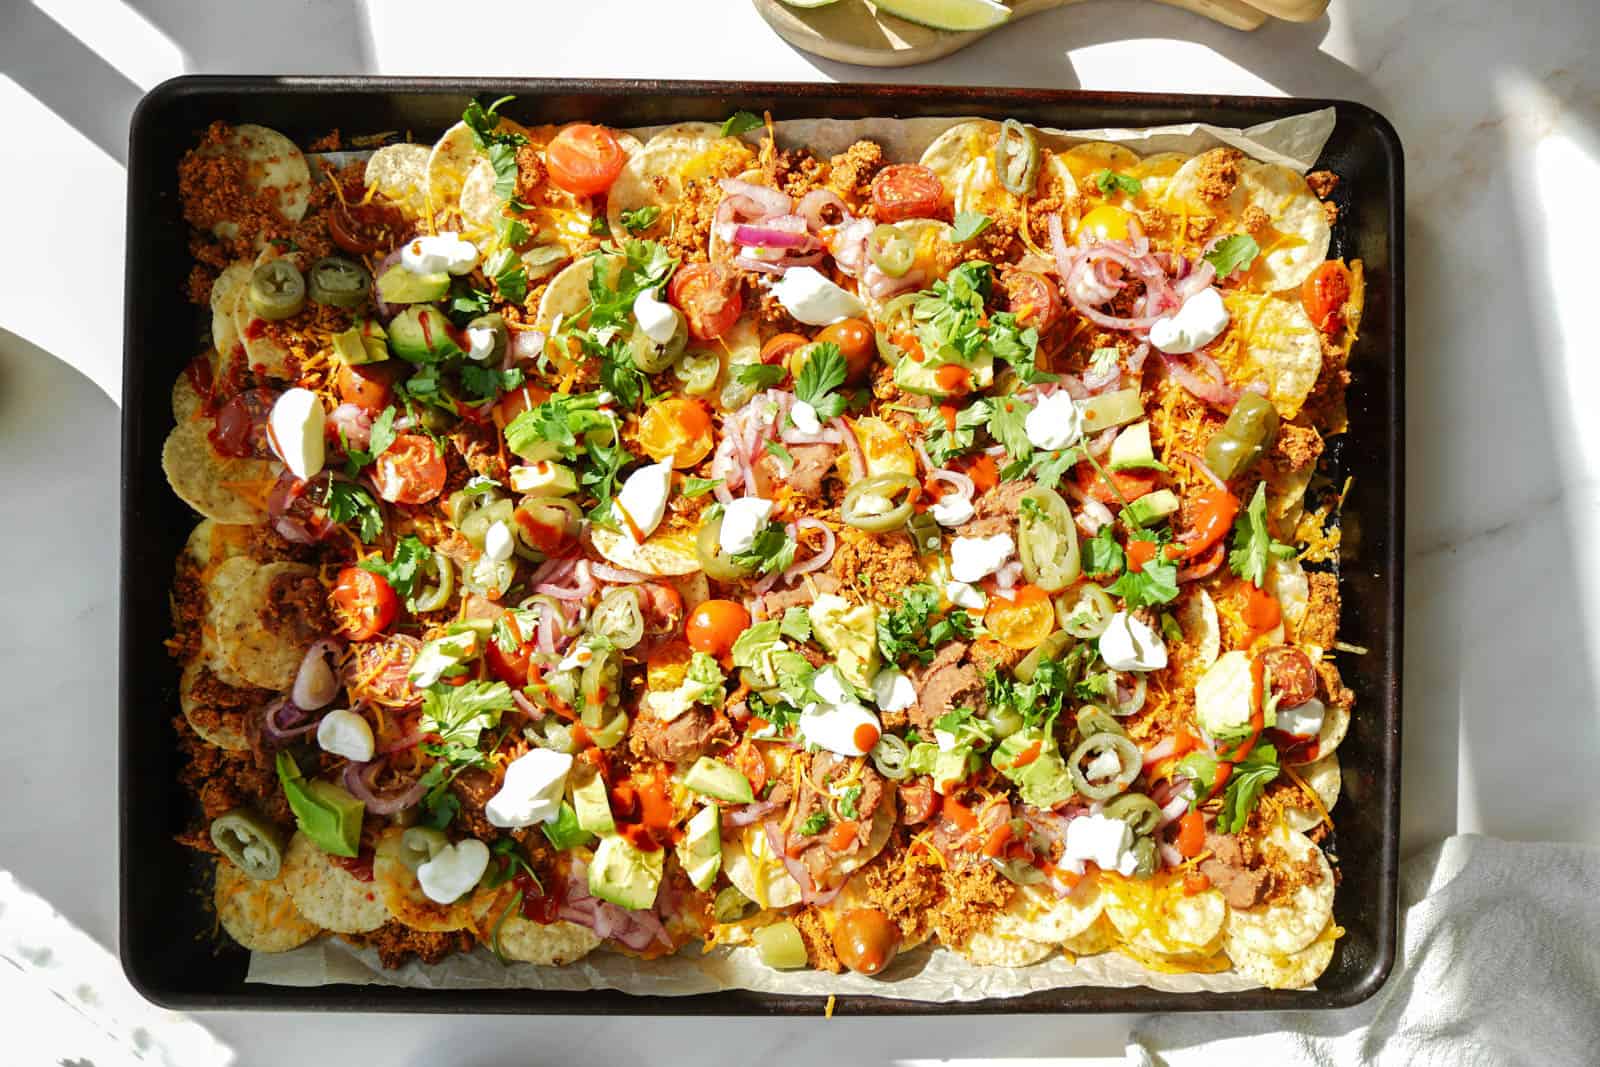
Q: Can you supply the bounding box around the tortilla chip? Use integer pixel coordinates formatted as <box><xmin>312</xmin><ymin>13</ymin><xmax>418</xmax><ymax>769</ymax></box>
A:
<box><xmin>953</xmin><ymin>927</ymin><xmax>1054</xmax><ymax>967</ymax></box>
<box><xmin>363</xmin><ymin>142</ymin><xmax>430</xmax><ymax>214</ymax></box>
<box><xmin>1273</xmin><ymin>557</ymin><xmax>1311</xmax><ymax>635</ymax></box>
<box><xmin>1225</xmin><ymin>919</ymin><xmax>1340</xmax><ymax>989</ymax></box>
<box><xmin>485</xmin><ymin>912</ymin><xmax>602</xmax><ymax>965</ymax></box>
<box><xmin>214</xmin><ymin>560</ymin><xmax>319</xmax><ymax>690</ymax></box>
<box><xmin>1219</xmin><ymin>292</ymin><xmax>1323</xmax><ymax>420</ymax></box>
<box><xmin>1284</xmin><ymin>752</ymin><xmax>1342</xmax><ymax>831</ymax></box>
<box><xmin>1164</xmin><ymin>148</ymin><xmax>1251</xmax><ymax>221</ymax></box>
<box><xmin>606</xmin><ymin>123</ymin><xmax>751</xmax><ymax>243</ymax></box>
<box><xmin>372</xmin><ymin>827</ymin><xmax>508</xmax><ymax>932</ymax></box>
<box><xmin>1179</xmin><ymin>588</ymin><xmax>1221</xmax><ymax>669</ymax></box>
<box><xmin>536</xmin><ymin>255</ymin><xmax>621</xmax><ymax>333</ymax></box>
<box><xmin>990</xmin><ymin>880</ymin><xmax>1105</xmax><ymax>944</ymax></box>
<box><xmin>426</xmin><ymin>122</ymin><xmax>481</xmax><ymax>224</ymax></box>
<box><xmin>722</xmin><ymin>823</ymin><xmax>803</xmax><ymax>911</ymax></box>
<box><xmin>162</xmin><ymin>419</ymin><xmax>276</xmax><ymax>524</ymax></box>
<box><xmin>211</xmin><ymin>260</ymin><xmax>253</xmax><ymax>366</ymax></box>
<box><xmin>200</xmin><ymin>124</ymin><xmax>310</xmax><ymax>239</ymax></box>
<box><xmin>1060</xmin><ymin>915</ymin><xmax>1116</xmax><ymax>957</ymax></box>
<box><xmin>171</xmin><ymin>367</ymin><xmax>207</xmax><ymax>425</ymax></box>
<box><xmin>1241</xmin><ymin>161</ymin><xmax>1332</xmax><ymax>294</ymax></box>
<box><xmin>184</xmin><ymin>518</ymin><xmax>252</xmax><ymax>570</ymax></box>
<box><xmin>201</xmin><ymin>557</ymin><xmax>257</xmax><ymax>687</ymax></box>
<box><xmin>1131</xmin><ymin>151</ymin><xmax>1190</xmax><ymax>198</ymax></box>
<box><xmin>1224</xmin><ymin>824</ymin><xmax>1335</xmax><ymax>956</ymax></box>
<box><xmin>213</xmin><ymin>858</ymin><xmax>320</xmax><ymax>952</ymax></box>
<box><xmin>178</xmin><ymin>659</ymin><xmax>249</xmax><ymax>751</ymax></box>
<box><xmin>282</xmin><ymin>831</ymin><xmax>390</xmax><ymax>934</ymax></box>
<box><xmin>589</xmin><ymin>525</ymin><xmax>701</xmax><ymax>577</ymax></box>
<box><xmin>1105</xmin><ymin>877</ymin><xmax>1227</xmax><ymax>957</ymax></box>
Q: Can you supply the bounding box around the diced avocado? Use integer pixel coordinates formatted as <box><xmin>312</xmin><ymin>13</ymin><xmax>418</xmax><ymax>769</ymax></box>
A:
<box><xmin>932</xmin><ymin>747</ymin><xmax>977</xmax><ymax>794</ymax></box>
<box><xmin>1079</xmin><ymin>387</ymin><xmax>1144</xmax><ymax>433</ymax></box>
<box><xmin>541</xmin><ymin>802</ymin><xmax>594</xmax><ymax>851</ymax></box>
<box><xmin>811</xmin><ymin>594</ymin><xmax>880</xmax><ymax>692</ymax></box>
<box><xmin>892</xmin><ymin>352</ymin><xmax>995</xmax><ymax>397</ymax></box>
<box><xmin>991</xmin><ymin>729</ymin><xmax>1075</xmax><ymax>809</ymax></box>
<box><xmin>509</xmin><ymin>461</ymin><xmax>578</xmax><ymax>496</ymax></box>
<box><xmin>1109</xmin><ymin>421</ymin><xmax>1168</xmax><ymax>472</ymax></box>
<box><xmin>683</xmin><ymin>757</ymin><xmax>754</xmax><ymax>804</ymax></box>
<box><xmin>588</xmin><ymin>834</ymin><xmax>665</xmax><ymax>911</ymax></box>
<box><xmin>377</xmin><ymin>263</ymin><xmax>449</xmax><ymax>304</ymax></box>
<box><xmin>1194</xmin><ymin>650</ymin><xmax>1256</xmax><ymax>741</ymax></box>
<box><xmin>388</xmin><ymin>306</ymin><xmax>464</xmax><ymax>363</ymax></box>
<box><xmin>674</xmin><ymin>804</ymin><xmax>723</xmax><ymax>892</ymax></box>
<box><xmin>332</xmin><ymin>318</ymin><xmax>390</xmax><ymax>365</ymax></box>
<box><xmin>275</xmin><ymin>752</ymin><xmax>363</xmax><ymax>857</ymax></box>
<box><xmin>1121</xmin><ymin>488</ymin><xmax>1180</xmax><ymax>528</ymax></box>
<box><xmin>572</xmin><ymin>773</ymin><xmax>615</xmax><ymax>835</ymax></box>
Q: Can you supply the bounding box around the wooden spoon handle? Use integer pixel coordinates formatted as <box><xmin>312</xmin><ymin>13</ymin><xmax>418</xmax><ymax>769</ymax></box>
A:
<box><xmin>1236</xmin><ymin>0</ymin><xmax>1331</xmax><ymax>21</ymax></box>
<box><xmin>1149</xmin><ymin>0</ymin><xmax>1269</xmax><ymax>29</ymax></box>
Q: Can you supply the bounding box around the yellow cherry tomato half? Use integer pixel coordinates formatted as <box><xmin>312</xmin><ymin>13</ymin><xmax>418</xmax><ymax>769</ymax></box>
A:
<box><xmin>984</xmin><ymin>584</ymin><xmax>1058</xmax><ymax>649</ymax></box>
<box><xmin>637</xmin><ymin>396</ymin><xmax>714</xmax><ymax>469</ymax></box>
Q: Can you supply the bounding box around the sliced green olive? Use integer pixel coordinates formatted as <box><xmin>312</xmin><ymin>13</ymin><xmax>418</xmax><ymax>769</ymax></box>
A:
<box><xmin>1204</xmin><ymin>392</ymin><xmax>1280</xmax><ymax>481</ymax></box>
<box><xmin>1015</xmin><ymin>630</ymin><xmax>1074</xmax><ymax>683</ymax></box>
<box><xmin>754</xmin><ymin>919</ymin><xmax>809</xmax><ymax>970</ymax></box>
<box><xmin>628</xmin><ymin>314</ymin><xmax>688</xmax><ymax>373</ymax></box>
<box><xmin>1057</xmin><ymin>583</ymin><xmax>1116</xmax><ymax>639</ymax></box>
<box><xmin>248</xmin><ymin>259</ymin><xmax>307</xmax><ymax>321</ymax></box>
<box><xmin>696</xmin><ymin>512</ymin><xmax>759</xmax><ymax>582</ymax></box>
<box><xmin>869</xmin><ymin>224</ymin><xmax>915</xmax><ymax>277</ymax></box>
<box><xmin>1103</xmin><ymin>793</ymin><xmax>1163</xmax><ymax>837</ymax></box>
<box><xmin>842</xmin><ymin>473</ymin><xmax>920</xmax><ymax>533</ymax></box>
<box><xmin>1017</xmin><ymin>487</ymin><xmax>1080</xmax><ymax>592</ymax></box>
<box><xmin>410</xmin><ymin>547</ymin><xmax>454</xmax><ymax>613</ymax></box>
<box><xmin>1067</xmin><ymin>732</ymin><xmax>1141</xmax><ymax>800</ymax></box>
<box><xmin>398</xmin><ymin>826</ymin><xmax>448</xmax><ymax>872</ymax></box>
<box><xmin>589</xmin><ymin>587</ymin><xmax>645</xmax><ymax>650</ymax></box>
<box><xmin>308</xmin><ymin>256</ymin><xmax>371</xmax><ymax>309</ymax></box>
<box><xmin>580</xmin><ymin>648</ymin><xmax>622</xmax><ymax>723</ymax></box>
<box><xmin>674</xmin><ymin>349</ymin><xmax>721</xmax><ymax>396</ymax></box>
<box><xmin>209</xmin><ymin>809</ymin><xmax>285</xmax><ymax>880</ymax></box>
<box><xmin>995</xmin><ymin>119</ymin><xmax>1041</xmax><ymax>197</ymax></box>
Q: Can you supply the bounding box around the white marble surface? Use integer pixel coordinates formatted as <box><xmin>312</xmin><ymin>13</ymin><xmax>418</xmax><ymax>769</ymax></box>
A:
<box><xmin>3</xmin><ymin>0</ymin><xmax>1599</xmax><ymax>1062</ymax></box>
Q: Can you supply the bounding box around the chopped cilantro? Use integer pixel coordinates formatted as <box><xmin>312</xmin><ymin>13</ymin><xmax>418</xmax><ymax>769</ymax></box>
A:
<box><xmin>1093</xmin><ymin>169</ymin><xmax>1143</xmax><ymax>197</ymax></box>
<box><xmin>462</xmin><ymin>96</ymin><xmax>526</xmax><ymax>202</ymax></box>
<box><xmin>1204</xmin><ymin>234</ymin><xmax>1261</xmax><ymax>279</ymax></box>
<box><xmin>793</xmin><ymin>342</ymin><xmax>848</xmax><ymax>420</ymax></box>
<box><xmin>986</xmin><ymin>395</ymin><xmax>1033</xmax><ymax>465</ymax></box>
<box><xmin>681</xmin><ymin>476</ymin><xmax>723</xmax><ymax>498</ymax></box>
<box><xmin>735</xmin><ymin>362</ymin><xmax>787</xmax><ymax>389</ymax></box>
<box><xmin>1083</xmin><ymin>525</ymin><xmax>1125</xmax><ymax>578</ymax></box>
<box><xmin>1228</xmin><ymin>482</ymin><xmax>1296</xmax><ymax>587</ymax></box>
<box><xmin>357</xmin><ymin>535</ymin><xmax>431</xmax><ymax>600</ymax></box>
<box><xmin>798</xmin><ymin>810</ymin><xmax>830</xmax><ymax>837</ymax></box>
<box><xmin>877</xmin><ymin>585</ymin><xmax>976</xmax><ymax>667</ymax></box>
<box><xmin>730</xmin><ymin>522</ymin><xmax>795</xmax><ymax>576</ymax></box>
<box><xmin>921</xmin><ymin>398</ymin><xmax>991</xmax><ymax>467</ymax></box>
<box><xmin>342</xmin><ymin>405</ymin><xmax>398</xmax><ymax>474</ymax></box>
<box><xmin>779</xmin><ymin>606</ymin><xmax>812</xmax><ymax>643</ymax></box>
<box><xmin>620</xmin><ymin>205</ymin><xmax>662</xmax><ymax>234</ymax></box>
<box><xmin>326</xmin><ymin>480</ymin><xmax>383</xmax><ymax>543</ymax></box>
<box><xmin>835</xmin><ymin>785</ymin><xmax>862</xmax><ymax>820</ymax></box>
<box><xmin>485</xmin><ymin>247</ymin><xmax>528</xmax><ymax>305</ymax></box>
<box><xmin>721</xmin><ymin>110</ymin><xmax>764</xmax><ymax>137</ymax></box>
<box><xmin>1107</xmin><ymin>530</ymin><xmax>1179</xmax><ymax>609</ymax></box>
<box><xmin>460</xmin><ymin>363</ymin><xmax>524</xmax><ymax>401</ymax></box>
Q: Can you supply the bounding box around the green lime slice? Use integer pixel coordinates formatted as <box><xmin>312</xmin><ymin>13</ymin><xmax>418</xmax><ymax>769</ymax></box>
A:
<box><xmin>871</xmin><ymin>0</ymin><xmax>1012</xmax><ymax>31</ymax></box>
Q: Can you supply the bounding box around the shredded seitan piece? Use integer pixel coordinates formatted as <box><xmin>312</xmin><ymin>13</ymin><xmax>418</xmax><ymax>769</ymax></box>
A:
<box><xmin>1192</xmin><ymin>147</ymin><xmax>1244</xmax><ymax>203</ymax></box>
<box><xmin>791</xmin><ymin>908</ymin><xmax>844</xmax><ymax>973</ymax></box>
<box><xmin>829</xmin><ymin>529</ymin><xmax>924</xmax><ymax>602</ymax></box>
<box><xmin>1299</xmin><ymin>572</ymin><xmax>1341</xmax><ymax>648</ymax></box>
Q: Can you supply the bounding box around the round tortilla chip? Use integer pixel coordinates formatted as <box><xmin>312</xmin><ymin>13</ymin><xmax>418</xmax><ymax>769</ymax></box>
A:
<box><xmin>1105</xmin><ymin>878</ymin><xmax>1227</xmax><ymax>956</ymax></box>
<box><xmin>214</xmin><ymin>561</ymin><xmax>319</xmax><ymax>690</ymax></box>
<box><xmin>1241</xmin><ymin>161</ymin><xmax>1332</xmax><ymax>294</ymax></box>
<box><xmin>426</xmin><ymin>122</ymin><xmax>480</xmax><ymax>222</ymax></box>
<box><xmin>1284</xmin><ymin>753</ymin><xmax>1342</xmax><ymax>834</ymax></box>
<box><xmin>282</xmin><ymin>831</ymin><xmax>390</xmax><ymax>934</ymax></box>
<box><xmin>1219</xmin><ymin>292</ymin><xmax>1323</xmax><ymax>420</ymax></box>
<box><xmin>486</xmin><ymin>913</ymin><xmax>602</xmax><ymax>965</ymax></box>
<box><xmin>1310</xmin><ymin>702</ymin><xmax>1351</xmax><ymax>762</ymax></box>
<box><xmin>1164</xmin><ymin>148</ymin><xmax>1251</xmax><ymax>220</ymax></box>
<box><xmin>606</xmin><ymin>123</ymin><xmax>749</xmax><ymax>243</ymax></box>
<box><xmin>953</xmin><ymin>927</ymin><xmax>1054</xmax><ymax>967</ymax></box>
<box><xmin>458</xmin><ymin>157</ymin><xmax>503</xmax><ymax>237</ymax></box>
<box><xmin>161</xmin><ymin>420</ymin><xmax>275</xmax><ymax>524</ymax></box>
<box><xmin>372</xmin><ymin>827</ymin><xmax>507</xmax><ymax>932</ymax></box>
<box><xmin>1061</xmin><ymin>915</ymin><xmax>1115</xmax><ymax>957</ymax></box>
<box><xmin>1272</xmin><ymin>557</ymin><xmax>1311</xmax><ymax>635</ymax></box>
<box><xmin>1225</xmin><ymin>824</ymin><xmax>1335</xmax><ymax>956</ymax></box>
<box><xmin>178</xmin><ymin>659</ymin><xmax>250</xmax><ymax>751</ymax></box>
<box><xmin>211</xmin><ymin>260</ymin><xmax>253</xmax><ymax>364</ymax></box>
<box><xmin>861</xmin><ymin>218</ymin><xmax>954</xmax><ymax>324</ymax></box>
<box><xmin>1060</xmin><ymin>141</ymin><xmax>1144</xmax><ymax>179</ymax></box>
<box><xmin>213</xmin><ymin>858</ymin><xmax>320</xmax><ymax>953</ymax></box>
<box><xmin>201</xmin><ymin>124</ymin><xmax>310</xmax><ymax>239</ymax></box>
<box><xmin>589</xmin><ymin>525</ymin><xmax>701</xmax><ymax>577</ymax></box>
<box><xmin>1225</xmin><ymin>919</ymin><xmax>1340</xmax><ymax>989</ymax></box>
<box><xmin>991</xmin><ymin>880</ymin><xmax>1105</xmax><ymax>944</ymax></box>
<box><xmin>364</xmin><ymin>143</ymin><xmax>431</xmax><ymax>212</ymax></box>
<box><xmin>184</xmin><ymin>518</ymin><xmax>252</xmax><ymax>570</ymax></box>
<box><xmin>171</xmin><ymin>367</ymin><xmax>207</xmax><ymax>425</ymax></box>
<box><xmin>723</xmin><ymin>800</ymin><xmax>894</xmax><ymax>913</ymax></box>
<box><xmin>1131</xmin><ymin>151</ymin><xmax>1190</xmax><ymax>198</ymax></box>
<box><xmin>1179</xmin><ymin>588</ymin><xmax>1221</xmax><ymax>669</ymax></box>
<box><xmin>536</xmin><ymin>255</ymin><xmax>622</xmax><ymax>331</ymax></box>
<box><xmin>202</xmin><ymin>556</ymin><xmax>258</xmax><ymax>688</ymax></box>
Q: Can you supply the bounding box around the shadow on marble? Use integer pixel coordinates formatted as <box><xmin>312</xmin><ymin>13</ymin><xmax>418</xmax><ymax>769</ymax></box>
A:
<box><xmin>0</xmin><ymin>0</ymin><xmax>374</xmax><ymax>166</ymax></box>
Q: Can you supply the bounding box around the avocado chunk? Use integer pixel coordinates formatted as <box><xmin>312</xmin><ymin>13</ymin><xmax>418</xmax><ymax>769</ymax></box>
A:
<box><xmin>388</xmin><ymin>305</ymin><xmax>464</xmax><ymax>363</ymax></box>
<box><xmin>893</xmin><ymin>352</ymin><xmax>995</xmax><ymax>397</ymax></box>
<box><xmin>572</xmin><ymin>773</ymin><xmax>615</xmax><ymax>835</ymax></box>
<box><xmin>588</xmin><ymin>834</ymin><xmax>665</xmax><ymax>910</ymax></box>
<box><xmin>1109</xmin><ymin>421</ymin><xmax>1168</xmax><ymax>472</ymax></box>
<box><xmin>332</xmin><ymin>317</ymin><xmax>390</xmax><ymax>365</ymax></box>
<box><xmin>811</xmin><ymin>593</ymin><xmax>880</xmax><ymax>692</ymax></box>
<box><xmin>1121</xmin><ymin>488</ymin><xmax>1180</xmax><ymax>528</ymax></box>
<box><xmin>1194</xmin><ymin>650</ymin><xmax>1259</xmax><ymax>741</ymax></box>
<box><xmin>509</xmin><ymin>461</ymin><xmax>579</xmax><ymax>496</ymax></box>
<box><xmin>992</xmin><ymin>728</ymin><xmax>1075</xmax><ymax>808</ymax></box>
<box><xmin>674</xmin><ymin>804</ymin><xmax>723</xmax><ymax>891</ymax></box>
<box><xmin>377</xmin><ymin>263</ymin><xmax>449</xmax><ymax>305</ymax></box>
<box><xmin>683</xmin><ymin>757</ymin><xmax>754</xmax><ymax>804</ymax></box>
<box><xmin>275</xmin><ymin>752</ymin><xmax>363</xmax><ymax>857</ymax></box>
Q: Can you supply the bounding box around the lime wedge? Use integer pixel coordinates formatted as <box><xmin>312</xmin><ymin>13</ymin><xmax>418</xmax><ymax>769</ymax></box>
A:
<box><xmin>870</xmin><ymin>0</ymin><xmax>1012</xmax><ymax>31</ymax></box>
<box><xmin>779</xmin><ymin>0</ymin><xmax>843</xmax><ymax>8</ymax></box>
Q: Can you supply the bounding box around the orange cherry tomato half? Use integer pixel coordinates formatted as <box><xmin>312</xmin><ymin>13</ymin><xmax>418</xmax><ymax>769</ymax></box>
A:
<box><xmin>1302</xmin><ymin>260</ymin><xmax>1353</xmax><ymax>333</ymax></box>
<box><xmin>494</xmin><ymin>381</ymin><xmax>552</xmax><ymax>427</ymax></box>
<box><xmin>685</xmin><ymin>599</ymin><xmax>752</xmax><ymax>657</ymax></box>
<box><xmin>870</xmin><ymin>164</ymin><xmax>943</xmax><ymax>223</ymax></box>
<box><xmin>335</xmin><ymin>362</ymin><xmax>398</xmax><ymax>414</ymax></box>
<box><xmin>371</xmin><ymin>434</ymin><xmax>446</xmax><ymax>505</ymax></box>
<box><xmin>332</xmin><ymin>566</ymin><xmax>398</xmax><ymax>640</ymax></box>
<box><xmin>1003</xmin><ymin>270</ymin><xmax>1063</xmax><ymax>331</ymax></box>
<box><xmin>813</xmin><ymin>317</ymin><xmax>877</xmax><ymax>381</ymax></box>
<box><xmin>668</xmin><ymin>263</ymin><xmax>743</xmax><ymax>341</ymax></box>
<box><xmin>759</xmin><ymin>332</ymin><xmax>809</xmax><ymax>368</ymax></box>
<box><xmin>637</xmin><ymin>396</ymin><xmax>714</xmax><ymax>469</ymax></box>
<box><xmin>983</xmin><ymin>585</ymin><xmax>1057</xmax><ymax>650</ymax></box>
<box><xmin>544</xmin><ymin>124</ymin><xmax>627</xmax><ymax>196</ymax></box>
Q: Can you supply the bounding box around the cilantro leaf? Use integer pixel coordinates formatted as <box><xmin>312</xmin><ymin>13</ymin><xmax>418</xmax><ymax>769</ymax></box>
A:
<box><xmin>734</xmin><ymin>362</ymin><xmax>786</xmax><ymax>389</ymax></box>
<box><xmin>780</xmin><ymin>606</ymin><xmax>812</xmax><ymax>643</ymax></box>
<box><xmin>877</xmin><ymin>585</ymin><xmax>976</xmax><ymax>666</ymax></box>
<box><xmin>460</xmin><ymin>475</ymin><xmax>502</xmax><ymax>497</ymax></box>
<box><xmin>462</xmin><ymin>96</ymin><xmax>527</xmax><ymax>202</ymax></box>
<box><xmin>681</xmin><ymin>476</ymin><xmax>723</xmax><ymax>498</ymax></box>
<box><xmin>986</xmin><ymin>395</ymin><xmax>1033</xmax><ymax>464</ymax></box>
<box><xmin>620</xmin><ymin>205</ymin><xmax>661</xmax><ymax>234</ymax></box>
<box><xmin>763</xmin><ymin>440</ymin><xmax>793</xmax><ymax>472</ymax></box>
<box><xmin>1024</xmin><ymin>443</ymin><xmax>1084</xmax><ymax>492</ymax></box>
<box><xmin>460</xmin><ymin>363</ymin><xmax>524</xmax><ymax>401</ymax></box>
<box><xmin>984</xmin><ymin>655</ymin><xmax>1079</xmax><ymax>734</ymax></box>
<box><xmin>731</xmin><ymin>522</ymin><xmax>795</xmax><ymax>576</ymax></box>
<box><xmin>357</xmin><ymin>535</ymin><xmax>431</xmax><ymax>600</ymax></box>
<box><xmin>1204</xmin><ymin>234</ymin><xmax>1261</xmax><ymax>279</ymax></box>
<box><xmin>343</xmin><ymin>406</ymin><xmax>398</xmax><ymax>474</ymax></box>
<box><xmin>599</xmin><ymin>343</ymin><xmax>647</xmax><ymax>410</ymax></box>
<box><xmin>921</xmin><ymin>398</ymin><xmax>991</xmax><ymax>467</ymax></box>
<box><xmin>504</xmin><ymin>392</ymin><xmax>611</xmax><ymax>460</ymax></box>
<box><xmin>1107</xmin><ymin>544</ymin><xmax>1179</xmax><ymax>609</ymax></box>
<box><xmin>793</xmin><ymin>342</ymin><xmax>848</xmax><ymax>420</ymax></box>
<box><xmin>1082</xmin><ymin>525</ymin><xmax>1125</xmax><ymax>578</ymax></box>
<box><xmin>1228</xmin><ymin>482</ymin><xmax>1296</xmax><ymax>587</ymax></box>
<box><xmin>799</xmin><ymin>810</ymin><xmax>830</xmax><ymax>837</ymax></box>
<box><xmin>836</xmin><ymin>785</ymin><xmax>861</xmax><ymax>820</ymax></box>
<box><xmin>448</xmin><ymin>280</ymin><xmax>495</xmax><ymax>320</ymax></box>
<box><xmin>951</xmin><ymin>210</ymin><xmax>992</xmax><ymax>242</ymax></box>
<box><xmin>420</xmin><ymin>680</ymin><xmax>515</xmax><ymax>750</ymax></box>
<box><xmin>987</xmin><ymin>310</ymin><xmax>1050</xmax><ymax>385</ymax></box>
<box><xmin>1093</xmin><ymin>169</ymin><xmax>1143</xmax><ymax>197</ymax></box>
<box><xmin>721</xmin><ymin>111</ymin><xmax>764</xmax><ymax>137</ymax></box>
<box><xmin>1089</xmin><ymin>346</ymin><xmax>1120</xmax><ymax>380</ymax></box>
<box><xmin>1218</xmin><ymin>744</ymin><xmax>1280</xmax><ymax>833</ymax></box>
<box><xmin>326</xmin><ymin>480</ymin><xmax>383</xmax><ymax>543</ymax></box>
<box><xmin>485</xmin><ymin>247</ymin><xmax>528</xmax><ymax>305</ymax></box>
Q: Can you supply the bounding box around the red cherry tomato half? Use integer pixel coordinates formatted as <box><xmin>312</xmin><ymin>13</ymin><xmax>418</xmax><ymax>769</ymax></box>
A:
<box><xmin>870</xmin><ymin>164</ymin><xmax>944</xmax><ymax>223</ymax></box>
<box><xmin>1003</xmin><ymin>270</ymin><xmax>1063</xmax><ymax>331</ymax></box>
<box><xmin>371</xmin><ymin>434</ymin><xmax>446</xmax><ymax>505</ymax></box>
<box><xmin>668</xmin><ymin>263</ymin><xmax>743</xmax><ymax>341</ymax></box>
<box><xmin>1302</xmin><ymin>260</ymin><xmax>1353</xmax><ymax>333</ymax></box>
<box><xmin>332</xmin><ymin>566</ymin><xmax>398</xmax><ymax>640</ymax></box>
<box><xmin>545</xmin><ymin>124</ymin><xmax>627</xmax><ymax>197</ymax></box>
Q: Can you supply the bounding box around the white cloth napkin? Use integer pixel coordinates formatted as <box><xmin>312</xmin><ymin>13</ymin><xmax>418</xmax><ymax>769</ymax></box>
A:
<box><xmin>1126</xmin><ymin>834</ymin><xmax>1600</xmax><ymax>1066</ymax></box>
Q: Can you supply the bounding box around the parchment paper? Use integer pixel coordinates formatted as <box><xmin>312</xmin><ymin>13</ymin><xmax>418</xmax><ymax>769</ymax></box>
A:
<box><xmin>248</xmin><ymin>107</ymin><xmax>1335</xmax><ymax>1001</ymax></box>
